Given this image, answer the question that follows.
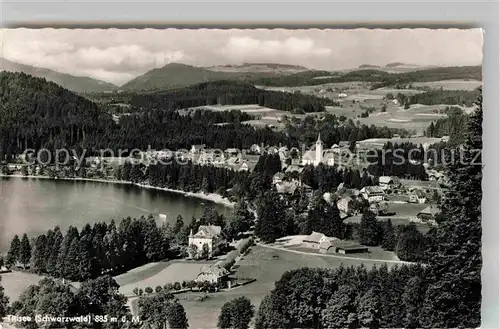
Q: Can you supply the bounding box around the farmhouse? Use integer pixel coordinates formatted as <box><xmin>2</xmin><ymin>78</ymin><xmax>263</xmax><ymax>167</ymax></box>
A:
<box><xmin>360</xmin><ymin>186</ymin><xmax>385</xmax><ymax>203</ymax></box>
<box><xmin>195</xmin><ymin>264</ymin><xmax>230</xmax><ymax>284</ymax></box>
<box><xmin>188</xmin><ymin>225</ymin><xmax>225</xmax><ymax>258</ymax></box>
<box><xmin>409</xmin><ymin>190</ymin><xmax>427</xmax><ymax>204</ymax></box>
<box><xmin>303</xmin><ymin>231</ymin><xmax>339</xmax><ymax>249</ymax></box>
<box><xmin>417</xmin><ymin>205</ymin><xmax>440</xmax><ymax>221</ymax></box>
<box><xmin>378</xmin><ymin>176</ymin><xmax>401</xmax><ymax>191</ymax></box>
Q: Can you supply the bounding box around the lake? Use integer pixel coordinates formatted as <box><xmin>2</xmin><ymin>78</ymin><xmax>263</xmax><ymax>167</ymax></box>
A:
<box><xmin>0</xmin><ymin>177</ymin><xmax>231</xmax><ymax>252</ymax></box>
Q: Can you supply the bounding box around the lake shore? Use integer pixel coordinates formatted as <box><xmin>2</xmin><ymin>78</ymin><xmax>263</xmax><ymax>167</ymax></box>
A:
<box><xmin>0</xmin><ymin>174</ymin><xmax>235</xmax><ymax>208</ymax></box>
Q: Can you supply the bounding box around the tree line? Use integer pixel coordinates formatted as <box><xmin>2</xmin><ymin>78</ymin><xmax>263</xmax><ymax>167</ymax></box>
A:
<box><xmin>128</xmin><ymin>80</ymin><xmax>334</xmax><ymax>113</ymax></box>
<box><xmin>366</xmin><ymin>142</ymin><xmax>429</xmax><ymax>179</ymax></box>
<box><xmin>394</xmin><ymin>87</ymin><xmax>480</xmax><ymax>107</ymax></box>
<box><xmin>4</xmin><ymin>216</ymin><xmax>170</xmax><ymax>281</ymax></box>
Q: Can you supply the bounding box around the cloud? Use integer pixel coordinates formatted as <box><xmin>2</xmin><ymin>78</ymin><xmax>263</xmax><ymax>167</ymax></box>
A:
<box><xmin>219</xmin><ymin>36</ymin><xmax>331</xmax><ymax>61</ymax></box>
<box><xmin>0</xmin><ymin>28</ymin><xmax>483</xmax><ymax>85</ymax></box>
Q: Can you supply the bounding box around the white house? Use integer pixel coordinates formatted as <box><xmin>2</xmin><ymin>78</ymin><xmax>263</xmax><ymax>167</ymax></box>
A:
<box><xmin>338</xmin><ymin>93</ymin><xmax>348</xmax><ymax>98</ymax></box>
<box><xmin>195</xmin><ymin>264</ymin><xmax>230</xmax><ymax>284</ymax></box>
<box><xmin>378</xmin><ymin>176</ymin><xmax>401</xmax><ymax>191</ymax></box>
<box><xmin>360</xmin><ymin>186</ymin><xmax>385</xmax><ymax>203</ymax></box>
<box><xmin>337</xmin><ymin>197</ymin><xmax>354</xmax><ymax>216</ymax></box>
<box><xmin>409</xmin><ymin>190</ymin><xmax>427</xmax><ymax>204</ymax></box>
<box><xmin>303</xmin><ymin>231</ymin><xmax>339</xmax><ymax>249</ymax></box>
<box><xmin>188</xmin><ymin>225</ymin><xmax>225</xmax><ymax>258</ymax></box>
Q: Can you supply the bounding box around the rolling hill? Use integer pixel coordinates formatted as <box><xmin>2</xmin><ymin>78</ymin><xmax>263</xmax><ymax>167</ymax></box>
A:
<box><xmin>119</xmin><ymin>63</ymin><xmax>263</xmax><ymax>91</ymax></box>
<box><xmin>0</xmin><ymin>58</ymin><xmax>117</xmax><ymax>93</ymax></box>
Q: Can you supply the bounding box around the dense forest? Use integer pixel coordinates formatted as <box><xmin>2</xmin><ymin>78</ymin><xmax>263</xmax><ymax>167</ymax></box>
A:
<box><xmin>127</xmin><ymin>80</ymin><xmax>334</xmax><ymax>113</ymax></box>
<box><xmin>252</xmin><ymin>65</ymin><xmax>481</xmax><ymax>88</ymax></box>
<box><xmin>394</xmin><ymin>88</ymin><xmax>481</xmax><ymax>107</ymax></box>
<box><xmin>425</xmin><ymin>106</ymin><xmax>469</xmax><ymax>142</ymax></box>
<box><xmin>367</xmin><ymin>142</ymin><xmax>429</xmax><ymax>179</ymax></box>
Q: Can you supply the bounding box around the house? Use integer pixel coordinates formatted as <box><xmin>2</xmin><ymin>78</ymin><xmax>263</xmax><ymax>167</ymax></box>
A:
<box><xmin>285</xmin><ymin>165</ymin><xmax>304</xmax><ymax>175</ymax></box>
<box><xmin>225</xmin><ymin>148</ymin><xmax>240</xmax><ymax>157</ymax></box>
<box><xmin>360</xmin><ymin>186</ymin><xmax>385</xmax><ymax>202</ymax></box>
<box><xmin>319</xmin><ymin>240</ymin><xmax>335</xmax><ymax>254</ymax></box>
<box><xmin>331</xmin><ymin>144</ymin><xmax>341</xmax><ymax>154</ymax></box>
<box><xmin>0</xmin><ymin>266</ymin><xmax>12</xmax><ymax>274</ymax></box>
<box><xmin>278</xmin><ymin>147</ymin><xmax>290</xmax><ymax>161</ymax></box>
<box><xmin>417</xmin><ymin>205</ymin><xmax>440</xmax><ymax>221</ymax></box>
<box><xmin>337</xmin><ymin>197</ymin><xmax>354</xmax><ymax>216</ymax></box>
<box><xmin>190</xmin><ymin>144</ymin><xmax>206</xmax><ymax>154</ymax></box>
<box><xmin>276</xmin><ymin>181</ymin><xmax>299</xmax><ymax>196</ymax></box>
<box><xmin>249</xmin><ymin>144</ymin><xmax>262</xmax><ymax>155</ymax></box>
<box><xmin>378</xmin><ymin>176</ymin><xmax>401</xmax><ymax>190</ymax></box>
<box><xmin>303</xmin><ymin>231</ymin><xmax>339</xmax><ymax>249</ymax></box>
<box><xmin>188</xmin><ymin>225</ymin><xmax>225</xmax><ymax>258</ymax></box>
<box><xmin>409</xmin><ymin>190</ymin><xmax>427</xmax><ymax>204</ymax></box>
<box><xmin>441</xmin><ymin>135</ymin><xmax>450</xmax><ymax>143</ymax></box>
<box><xmin>338</xmin><ymin>93</ymin><xmax>348</xmax><ymax>98</ymax></box>
<box><xmin>195</xmin><ymin>264</ymin><xmax>230</xmax><ymax>284</ymax></box>
<box><xmin>273</xmin><ymin>172</ymin><xmax>286</xmax><ymax>185</ymax></box>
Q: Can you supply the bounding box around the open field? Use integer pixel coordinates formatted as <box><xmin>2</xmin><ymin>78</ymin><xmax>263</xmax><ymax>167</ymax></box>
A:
<box><xmin>412</xmin><ymin>79</ymin><xmax>482</xmax><ymax>90</ymax></box>
<box><xmin>178</xmin><ymin>245</ymin><xmax>401</xmax><ymax>328</ymax></box>
<box><xmin>1</xmin><ymin>271</ymin><xmax>45</xmax><ymax>301</ymax></box>
<box><xmin>118</xmin><ymin>261</ymin><xmax>214</xmax><ymax>296</ymax></box>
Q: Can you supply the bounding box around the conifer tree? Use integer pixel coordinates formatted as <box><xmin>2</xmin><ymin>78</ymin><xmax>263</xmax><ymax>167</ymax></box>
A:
<box><xmin>0</xmin><ymin>276</ymin><xmax>8</xmax><ymax>318</ymax></box>
<box><xmin>6</xmin><ymin>234</ymin><xmax>21</xmax><ymax>266</ymax></box>
<box><xmin>419</xmin><ymin>91</ymin><xmax>482</xmax><ymax>327</ymax></box>
<box><xmin>381</xmin><ymin>218</ymin><xmax>395</xmax><ymax>251</ymax></box>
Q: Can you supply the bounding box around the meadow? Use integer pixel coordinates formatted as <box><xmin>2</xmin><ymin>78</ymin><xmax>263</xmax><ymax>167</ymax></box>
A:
<box><xmin>178</xmin><ymin>245</ymin><xmax>401</xmax><ymax>328</ymax></box>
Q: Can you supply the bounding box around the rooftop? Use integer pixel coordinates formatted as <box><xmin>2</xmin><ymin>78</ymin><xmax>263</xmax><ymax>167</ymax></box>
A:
<box><xmin>192</xmin><ymin>225</ymin><xmax>222</xmax><ymax>238</ymax></box>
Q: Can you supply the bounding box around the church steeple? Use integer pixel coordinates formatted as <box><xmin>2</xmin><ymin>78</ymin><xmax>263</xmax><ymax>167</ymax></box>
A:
<box><xmin>315</xmin><ymin>133</ymin><xmax>323</xmax><ymax>166</ymax></box>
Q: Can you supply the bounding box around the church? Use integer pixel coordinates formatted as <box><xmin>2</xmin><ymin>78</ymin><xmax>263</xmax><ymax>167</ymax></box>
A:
<box><xmin>301</xmin><ymin>134</ymin><xmax>335</xmax><ymax>166</ymax></box>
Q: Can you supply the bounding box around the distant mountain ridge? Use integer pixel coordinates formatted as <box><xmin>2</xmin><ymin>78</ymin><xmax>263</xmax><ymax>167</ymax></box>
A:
<box><xmin>206</xmin><ymin>62</ymin><xmax>308</xmax><ymax>74</ymax></box>
<box><xmin>0</xmin><ymin>58</ymin><xmax>117</xmax><ymax>93</ymax></box>
<box><xmin>119</xmin><ymin>63</ymin><xmax>281</xmax><ymax>92</ymax></box>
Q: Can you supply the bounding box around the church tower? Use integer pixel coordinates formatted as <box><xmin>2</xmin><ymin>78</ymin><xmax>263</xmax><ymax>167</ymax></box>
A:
<box><xmin>315</xmin><ymin>133</ymin><xmax>323</xmax><ymax>166</ymax></box>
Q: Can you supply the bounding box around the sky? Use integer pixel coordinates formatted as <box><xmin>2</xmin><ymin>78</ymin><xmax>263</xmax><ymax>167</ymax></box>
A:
<box><xmin>0</xmin><ymin>28</ymin><xmax>483</xmax><ymax>86</ymax></box>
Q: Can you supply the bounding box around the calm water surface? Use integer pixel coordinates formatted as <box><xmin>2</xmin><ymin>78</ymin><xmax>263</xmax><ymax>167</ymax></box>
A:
<box><xmin>0</xmin><ymin>177</ymin><xmax>230</xmax><ymax>252</ymax></box>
